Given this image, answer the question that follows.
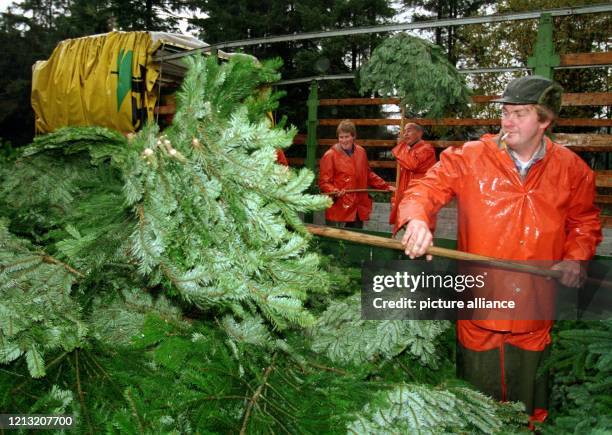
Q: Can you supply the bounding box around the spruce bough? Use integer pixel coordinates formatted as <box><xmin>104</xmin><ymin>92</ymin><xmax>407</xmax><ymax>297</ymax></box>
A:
<box><xmin>359</xmin><ymin>33</ymin><xmax>471</xmax><ymax>118</ymax></box>
<box><xmin>0</xmin><ymin>54</ymin><xmax>531</xmax><ymax>433</ymax></box>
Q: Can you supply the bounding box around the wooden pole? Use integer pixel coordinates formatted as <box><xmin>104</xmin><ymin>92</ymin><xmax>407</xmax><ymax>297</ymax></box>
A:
<box><xmin>305</xmin><ymin>224</ymin><xmax>562</xmax><ymax>279</ymax></box>
<box><xmin>323</xmin><ymin>189</ymin><xmax>392</xmax><ymax>195</ymax></box>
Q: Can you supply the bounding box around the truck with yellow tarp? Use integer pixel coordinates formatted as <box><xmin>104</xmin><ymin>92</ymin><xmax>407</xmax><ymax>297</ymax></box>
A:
<box><xmin>31</xmin><ymin>31</ymin><xmax>239</xmax><ymax>134</ymax></box>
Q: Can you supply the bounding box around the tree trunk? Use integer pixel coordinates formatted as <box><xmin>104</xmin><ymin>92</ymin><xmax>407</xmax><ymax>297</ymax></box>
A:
<box><xmin>436</xmin><ymin>5</ymin><xmax>442</xmax><ymax>47</ymax></box>
<box><xmin>145</xmin><ymin>0</ymin><xmax>153</xmax><ymax>29</ymax></box>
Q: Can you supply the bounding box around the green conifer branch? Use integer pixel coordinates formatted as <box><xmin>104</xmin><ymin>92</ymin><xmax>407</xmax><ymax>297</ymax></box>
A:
<box><xmin>360</xmin><ymin>34</ymin><xmax>471</xmax><ymax>118</ymax></box>
<box><xmin>311</xmin><ymin>294</ymin><xmax>450</xmax><ymax>367</ymax></box>
<box><xmin>240</xmin><ymin>352</ymin><xmax>277</xmax><ymax>435</ymax></box>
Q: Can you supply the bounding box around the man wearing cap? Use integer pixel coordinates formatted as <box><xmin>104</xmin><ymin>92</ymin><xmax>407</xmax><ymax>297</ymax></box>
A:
<box><xmin>396</xmin><ymin>75</ymin><xmax>601</xmax><ymax>426</ymax></box>
<box><xmin>389</xmin><ymin>123</ymin><xmax>437</xmax><ymax>225</ymax></box>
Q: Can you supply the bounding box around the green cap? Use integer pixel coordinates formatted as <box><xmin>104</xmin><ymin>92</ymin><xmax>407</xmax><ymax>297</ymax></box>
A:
<box><xmin>493</xmin><ymin>75</ymin><xmax>563</xmax><ymax>115</ymax></box>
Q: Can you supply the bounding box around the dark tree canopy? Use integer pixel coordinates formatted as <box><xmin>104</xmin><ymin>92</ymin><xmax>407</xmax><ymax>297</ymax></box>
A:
<box><xmin>193</xmin><ymin>0</ymin><xmax>395</xmax><ymax>131</ymax></box>
<box><xmin>0</xmin><ymin>0</ymin><xmax>609</xmax><ymax>146</ymax></box>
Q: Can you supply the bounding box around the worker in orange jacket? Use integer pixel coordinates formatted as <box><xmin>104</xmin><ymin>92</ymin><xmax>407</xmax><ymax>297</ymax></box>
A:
<box><xmin>319</xmin><ymin>119</ymin><xmax>395</xmax><ymax>228</ymax></box>
<box><xmin>397</xmin><ymin>76</ymin><xmax>601</xmax><ymax>426</ymax></box>
<box><xmin>389</xmin><ymin>123</ymin><xmax>436</xmax><ymax>225</ymax></box>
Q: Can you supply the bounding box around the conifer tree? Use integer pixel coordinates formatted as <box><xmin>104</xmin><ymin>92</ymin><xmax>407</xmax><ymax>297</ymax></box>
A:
<box><xmin>359</xmin><ymin>33</ymin><xmax>471</xmax><ymax>118</ymax></box>
<box><xmin>0</xmin><ymin>53</ymin><xmax>532</xmax><ymax>433</ymax></box>
<box><xmin>541</xmin><ymin>319</ymin><xmax>612</xmax><ymax>433</ymax></box>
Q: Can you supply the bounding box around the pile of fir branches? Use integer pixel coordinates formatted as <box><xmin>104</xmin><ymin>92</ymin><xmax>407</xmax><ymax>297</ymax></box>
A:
<box><xmin>0</xmin><ymin>53</ymin><xmax>529</xmax><ymax>433</ymax></box>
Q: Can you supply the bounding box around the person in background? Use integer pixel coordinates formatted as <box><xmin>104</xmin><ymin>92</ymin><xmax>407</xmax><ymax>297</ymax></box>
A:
<box><xmin>397</xmin><ymin>75</ymin><xmax>601</xmax><ymax>428</ymax></box>
<box><xmin>265</xmin><ymin>111</ymin><xmax>289</xmax><ymax>166</ymax></box>
<box><xmin>276</xmin><ymin>149</ymin><xmax>289</xmax><ymax>166</ymax></box>
<box><xmin>389</xmin><ymin>123</ymin><xmax>436</xmax><ymax>225</ymax></box>
<box><xmin>319</xmin><ymin>119</ymin><xmax>395</xmax><ymax>228</ymax></box>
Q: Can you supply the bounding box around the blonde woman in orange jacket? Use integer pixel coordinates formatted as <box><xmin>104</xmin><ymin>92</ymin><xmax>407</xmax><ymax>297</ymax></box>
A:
<box><xmin>319</xmin><ymin>119</ymin><xmax>394</xmax><ymax>228</ymax></box>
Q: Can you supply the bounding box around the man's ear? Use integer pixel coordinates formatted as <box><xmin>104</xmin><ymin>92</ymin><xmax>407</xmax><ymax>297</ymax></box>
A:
<box><xmin>539</xmin><ymin>118</ymin><xmax>552</xmax><ymax>132</ymax></box>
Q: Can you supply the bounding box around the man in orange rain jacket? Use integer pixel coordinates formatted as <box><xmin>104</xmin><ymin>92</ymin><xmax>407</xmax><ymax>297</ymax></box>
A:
<box><xmin>397</xmin><ymin>76</ymin><xmax>601</xmax><ymax>427</ymax></box>
<box><xmin>389</xmin><ymin>123</ymin><xmax>436</xmax><ymax>225</ymax></box>
<box><xmin>319</xmin><ymin>119</ymin><xmax>395</xmax><ymax>228</ymax></box>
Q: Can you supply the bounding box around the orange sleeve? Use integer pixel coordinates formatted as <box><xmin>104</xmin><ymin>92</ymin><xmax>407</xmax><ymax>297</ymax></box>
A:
<box><xmin>394</xmin><ymin>147</ymin><xmax>461</xmax><ymax>232</ymax></box>
<box><xmin>367</xmin><ymin>167</ymin><xmax>391</xmax><ymax>190</ymax></box>
<box><xmin>395</xmin><ymin>143</ymin><xmax>436</xmax><ymax>171</ymax></box>
<box><xmin>563</xmin><ymin>164</ymin><xmax>602</xmax><ymax>260</ymax></box>
<box><xmin>276</xmin><ymin>149</ymin><xmax>289</xmax><ymax>166</ymax></box>
<box><xmin>318</xmin><ymin>151</ymin><xmax>337</xmax><ymax>193</ymax></box>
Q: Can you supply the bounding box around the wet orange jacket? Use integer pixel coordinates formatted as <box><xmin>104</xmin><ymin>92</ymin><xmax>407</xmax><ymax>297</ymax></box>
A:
<box><xmin>319</xmin><ymin>143</ymin><xmax>391</xmax><ymax>222</ymax></box>
<box><xmin>397</xmin><ymin>134</ymin><xmax>601</xmax><ymax>339</ymax></box>
<box><xmin>389</xmin><ymin>140</ymin><xmax>436</xmax><ymax>225</ymax></box>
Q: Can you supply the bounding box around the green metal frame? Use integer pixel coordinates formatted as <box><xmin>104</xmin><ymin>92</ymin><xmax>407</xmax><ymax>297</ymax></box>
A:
<box><xmin>527</xmin><ymin>13</ymin><xmax>560</xmax><ymax>79</ymax></box>
<box><xmin>306</xmin><ymin>80</ymin><xmax>318</xmax><ymax>173</ymax></box>
<box><xmin>303</xmin><ymin>81</ymin><xmax>319</xmax><ymax>223</ymax></box>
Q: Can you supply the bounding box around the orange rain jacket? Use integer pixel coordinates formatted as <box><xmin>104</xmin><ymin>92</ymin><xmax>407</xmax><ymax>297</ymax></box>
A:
<box><xmin>389</xmin><ymin>139</ymin><xmax>437</xmax><ymax>225</ymax></box>
<box><xmin>396</xmin><ymin>134</ymin><xmax>602</xmax><ymax>344</ymax></box>
<box><xmin>319</xmin><ymin>143</ymin><xmax>391</xmax><ymax>222</ymax></box>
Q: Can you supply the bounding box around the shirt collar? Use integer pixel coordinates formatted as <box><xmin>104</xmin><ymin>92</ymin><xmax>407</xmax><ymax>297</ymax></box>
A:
<box><xmin>498</xmin><ymin>136</ymin><xmax>546</xmax><ymax>179</ymax></box>
<box><xmin>340</xmin><ymin>144</ymin><xmax>355</xmax><ymax>156</ymax></box>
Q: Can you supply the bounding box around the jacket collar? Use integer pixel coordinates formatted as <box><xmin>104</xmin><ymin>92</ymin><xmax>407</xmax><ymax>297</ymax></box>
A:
<box><xmin>392</xmin><ymin>139</ymin><xmax>426</xmax><ymax>156</ymax></box>
<box><xmin>334</xmin><ymin>142</ymin><xmax>356</xmax><ymax>157</ymax></box>
<box><xmin>483</xmin><ymin>133</ymin><xmax>553</xmax><ymax>180</ymax></box>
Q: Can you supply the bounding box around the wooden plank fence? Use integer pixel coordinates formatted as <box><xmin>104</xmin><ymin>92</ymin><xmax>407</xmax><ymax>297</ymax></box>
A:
<box><xmin>288</xmin><ymin>52</ymin><xmax>612</xmax><ymax>226</ymax></box>
<box><xmin>152</xmin><ymin>50</ymin><xmax>612</xmax><ymax>227</ymax></box>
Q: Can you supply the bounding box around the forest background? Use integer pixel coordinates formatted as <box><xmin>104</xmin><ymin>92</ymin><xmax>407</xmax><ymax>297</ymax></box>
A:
<box><xmin>0</xmin><ymin>0</ymin><xmax>609</xmax><ymax>150</ymax></box>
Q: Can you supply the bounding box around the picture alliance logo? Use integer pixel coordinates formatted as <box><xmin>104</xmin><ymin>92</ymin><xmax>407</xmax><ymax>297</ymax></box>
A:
<box><xmin>371</xmin><ymin>271</ymin><xmax>487</xmax><ymax>293</ymax></box>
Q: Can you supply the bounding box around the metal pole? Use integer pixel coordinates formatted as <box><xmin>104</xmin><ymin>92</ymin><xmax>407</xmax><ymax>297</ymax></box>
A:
<box><xmin>155</xmin><ymin>4</ymin><xmax>612</xmax><ymax>61</ymax></box>
<box><xmin>528</xmin><ymin>13</ymin><xmax>560</xmax><ymax>79</ymax></box>
<box><xmin>306</xmin><ymin>81</ymin><xmax>318</xmax><ymax>173</ymax></box>
<box><xmin>304</xmin><ymin>81</ymin><xmax>319</xmax><ymax>224</ymax></box>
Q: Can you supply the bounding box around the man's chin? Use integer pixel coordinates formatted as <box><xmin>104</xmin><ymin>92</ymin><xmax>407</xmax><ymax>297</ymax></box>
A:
<box><xmin>503</xmin><ymin>134</ymin><xmax>519</xmax><ymax>146</ymax></box>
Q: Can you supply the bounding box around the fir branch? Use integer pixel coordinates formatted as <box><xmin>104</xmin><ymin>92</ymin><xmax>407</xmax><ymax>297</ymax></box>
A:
<box><xmin>346</xmin><ymin>383</ymin><xmax>526</xmax><ymax>433</ymax></box>
<box><xmin>311</xmin><ymin>294</ymin><xmax>450</xmax><ymax>367</ymax></box>
<box><xmin>10</xmin><ymin>352</ymin><xmax>70</xmax><ymax>396</ymax></box>
<box><xmin>41</xmin><ymin>254</ymin><xmax>84</xmax><ymax>278</ymax></box>
<box><xmin>306</xmin><ymin>362</ymin><xmax>349</xmax><ymax>376</ymax></box>
<box><xmin>201</xmin><ymin>395</ymin><xmax>249</xmax><ymax>401</ymax></box>
<box><xmin>542</xmin><ymin>320</ymin><xmax>612</xmax><ymax>433</ymax></box>
<box><xmin>0</xmin><ymin>221</ymin><xmax>86</xmax><ymax>378</ymax></box>
<box><xmin>240</xmin><ymin>352</ymin><xmax>277</xmax><ymax>435</ymax></box>
<box><xmin>124</xmin><ymin>387</ymin><xmax>146</xmax><ymax>435</ymax></box>
<box><xmin>360</xmin><ymin>34</ymin><xmax>470</xmax><ymax>118</ymax></box>
<box><xmin>75</xmin><ymin>350</ymin><xmax>94</xmax><ymax>435</ymax></box>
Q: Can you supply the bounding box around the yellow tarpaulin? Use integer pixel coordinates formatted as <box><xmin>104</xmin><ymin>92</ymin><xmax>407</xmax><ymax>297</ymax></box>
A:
<box><xmin>32</xmin><ymin>31</ymin><xmax>160</xmax><ymax>134</ymax></box>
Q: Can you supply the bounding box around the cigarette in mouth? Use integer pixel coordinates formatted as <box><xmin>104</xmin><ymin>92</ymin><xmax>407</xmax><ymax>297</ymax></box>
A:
<box><xmin>501</xmin><ymin>133</ymin><xmax>509</xmax><ymax>141</ymax></box>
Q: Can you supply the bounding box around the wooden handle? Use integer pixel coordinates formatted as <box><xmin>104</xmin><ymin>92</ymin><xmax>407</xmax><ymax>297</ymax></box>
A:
<box><xmin>323</xmin><ymin>189</ymin><xmax>392</xmax><ymax>195</ymax></box>
<box><xmin>305</xmin><ymin>224</ymin><xmax>562</xmax><ymax>279</ymax></box>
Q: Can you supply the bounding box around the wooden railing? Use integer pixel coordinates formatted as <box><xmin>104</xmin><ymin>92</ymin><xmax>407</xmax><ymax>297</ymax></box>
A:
<box><xmin>291</xmin><ymin>133</ymin><xmax>612</xmax><ymax>152</ymax></box>
<box><xmin>153</xmin><ymin>50</ymin><xmax>612</xmax><ymax>227</ymax></box>
<box><xmin>288</xmin><ymin>52</ymin><xmax>612</xmax><ymax>226</ymax></box>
